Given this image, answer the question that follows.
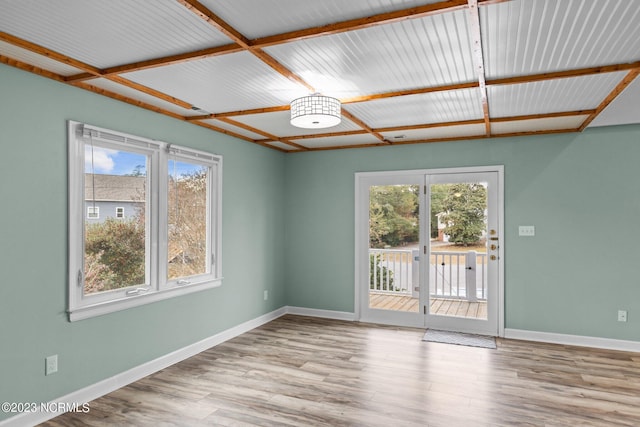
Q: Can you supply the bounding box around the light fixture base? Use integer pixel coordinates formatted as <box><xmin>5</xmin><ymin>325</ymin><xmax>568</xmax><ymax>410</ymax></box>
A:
<box><xmin>290</xmin><ymin>94</ymin><xmax>341</xmax><ymax>129</ymax></box>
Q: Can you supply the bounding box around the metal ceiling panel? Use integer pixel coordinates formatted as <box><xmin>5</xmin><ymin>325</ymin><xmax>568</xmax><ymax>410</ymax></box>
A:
<box><xmin>231</xmin><ymin>110</ymin><xmax>363</xmax><ymax>138</ymax></box>
<box><xmin>590</xmin><ymin>77</ymin><xmax>640</xmax><ymax>128</ymax></box>
<box><xmin>201</xmin><ymin>0</ymin><xmax>443</xmax><ymax>40</ymax></box>
<box><xmin>0</xmin><ymin>41</ymin><xmax>82</xmax><ymax>76</ymax></box>
<box><xmin>488</xmin><ymin>72</ymin><xmax>626</xmax><ymax>118</ymax></box>
<box><xmin>264</xmin><ymin>141</ymin><xmax>302</xmax><ymax>151</ymax></box>
<box><xmin>1</xmin><ymin>0</ymin><xmax>639</xmax><ymax>151</ymax></box>
<box><xmin>203</xmin><ymin>119</ymin><xmax>265</xmax><ymax>140</ymax></box>
<box><xmin>123</xmin><ymin>52</ymin><xmax>307</xmax><ymax>114</ymax></box>
<box><xmin>265</xmin><ymin>10</ymin><xmax>475</xmax><ymax>97</ymax></box>
<box><xmin>293</xmin><ymin>134</ymin><xmax>381</xmax><ymax>149</ymax></box>
<box><xmin>380</xmin><ymin>123</ymin><xmax>486</xmax><ymax>142</ymax></box>
<box><xmin>346</xmin><ymin>88</ymin><xmax>484</xmax><ymax>129</ymax></box>
<box><xmin>492</xmin><ymin>115</ymin><xmax>589</xmax><ymax>134</ymax></box>
<box><xmin>87</xmin><ymin>78</ymin><xmax>197</xmax><ymax>116</ymax></box>
<box><xmin>482</xmin><ymin>0</ymin><xmax>640</xmax><ymax>79</ymax></box>
<box><xmin>0</xmin><ymin>0</ymin><xmax>231</xmax><ymax>69</ymax></box>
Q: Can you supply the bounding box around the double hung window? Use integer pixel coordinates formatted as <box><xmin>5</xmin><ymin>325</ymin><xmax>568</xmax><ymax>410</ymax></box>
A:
<box><xmin>87</xmin><ymin>206</ymin><xmax>99</xmax><ymax>219</ymax></box>
<box><xmin>68</xmin><ymin>121</ymin><xmax>222</xmax><ymax>321</ymax></box>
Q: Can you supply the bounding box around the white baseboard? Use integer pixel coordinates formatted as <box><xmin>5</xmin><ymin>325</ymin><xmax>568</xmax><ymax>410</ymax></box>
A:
<box><xmin>285</xmin><ymin>305</ymin><xmax>356</xmax><ymax>321</ymax></box>
<box><xmin>0</xmin><ymin>307</ymin><xmax>287</xmax><ymax>427</ymax></box>
<box><xmin>504</xmin><ymin>328</ymin><xmax>640</xmax><ymax>353</ymax></box>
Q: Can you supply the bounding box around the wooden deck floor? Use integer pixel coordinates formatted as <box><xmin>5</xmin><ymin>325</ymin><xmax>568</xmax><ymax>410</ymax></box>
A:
<box><xmin>369</xmin><ymin>293</ymin><xmax>487</xmax><ymax>319</ymax></box>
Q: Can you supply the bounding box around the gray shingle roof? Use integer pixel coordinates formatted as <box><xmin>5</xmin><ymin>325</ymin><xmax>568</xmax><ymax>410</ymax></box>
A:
<box><xmin>84</xmin><ymin>174</ymin><xmax>145</xmax><ymax>202</ymax></box>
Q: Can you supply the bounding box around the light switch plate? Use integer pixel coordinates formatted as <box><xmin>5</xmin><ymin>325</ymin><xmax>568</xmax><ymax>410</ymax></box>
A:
<box><xmin>45</xmin><ymin>355</ymin><xmax>58</xmax><ymax>375</ymax></box>
<box><xmin>519</xmin><ymin>225</ymin><xmax>535</xmax><ymax>236</ymax></box>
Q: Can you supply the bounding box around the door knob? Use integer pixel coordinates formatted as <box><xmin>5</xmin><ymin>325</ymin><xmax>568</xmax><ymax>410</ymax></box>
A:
<box><xmin>490</xmin><ymin>244</ymin><xmax>498</xmax><ymax>250</ymax></box>
<box><xmin>490</xmin><ymin>255</ymin><xmax>497</xmax><ymax>260</ymax></box>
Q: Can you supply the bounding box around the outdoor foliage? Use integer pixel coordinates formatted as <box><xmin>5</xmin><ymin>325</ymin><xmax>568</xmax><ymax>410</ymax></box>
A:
<box><xmin>430</xmin><ymin>184</ymin><xmax>447</xmax><ymax>238</ymax></box>
<box><xmin>369</xmin><ymin>254</ymin><xmax>394</xmax><ymax>290</ymax></box>
<box><xmin>439</xmin><ymin>183</ymin><xmax>487</xmax><ymax>246</ymax></box>
<box><xmin>167</xmin><ymin>168</ymin><xmax>208</xmax><ymax>279</ymax></box>
<box><xmin>369</xmin><ymin>185</ymin><xmax>419</xmax><ymax>248</ymax></box>
<box><xmin>368</xmin><ymin>183</ymin><xmax>487</xmax><ymax>248</ymax></box>
<box><xmin>83</xmin><ymin>167</ymin><xmax>209</xmax><ymax>294</ymax></box>
<box><xmin>84</xmin><ymin>218</ymin><xmax>145</xmax><ymax>292</ymax></box>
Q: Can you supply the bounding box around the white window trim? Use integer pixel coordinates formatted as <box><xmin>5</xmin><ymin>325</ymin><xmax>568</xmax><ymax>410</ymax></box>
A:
<box><xmin>87</xmin><ymin>206</ymin><xmax>99</xmax><ymax>219</ymax></box>
<box><xmin>115</xmin><ymin>207</ymin><xmax>124</xmax><ymax>218</ymax></box>
<box><xmin>68</xmin><ymin>121</ymin><xmax>223</xmax><ymax>321</ymax></box>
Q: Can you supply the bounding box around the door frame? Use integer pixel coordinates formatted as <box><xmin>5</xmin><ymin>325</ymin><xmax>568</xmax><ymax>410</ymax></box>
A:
<box><xmin>424</xmin><ymin>170</ymin><xmax>500</xmax><ymax>336</ymax></box>
<box><xmin>355</xmin><ymin>172</ymin><xmax>425</xmax><ymax>328</ymax></box>
<box><xmin>354</xmin><ymin>165</ymin><xmax>505</xmax><ymax>337</ymax></box>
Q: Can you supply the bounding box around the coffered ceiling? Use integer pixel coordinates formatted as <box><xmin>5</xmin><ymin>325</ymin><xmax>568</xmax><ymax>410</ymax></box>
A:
<box><xmin>1</xmin><ymin>0</ymin><xmax>639</xmax><ymax>152</ymax></box>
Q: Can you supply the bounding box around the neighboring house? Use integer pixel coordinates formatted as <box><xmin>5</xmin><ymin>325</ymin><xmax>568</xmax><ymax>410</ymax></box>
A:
<box><xmin>84</xmin><ymin>174</ymin><xmax>145</xmax><ymax>223</ymax></box>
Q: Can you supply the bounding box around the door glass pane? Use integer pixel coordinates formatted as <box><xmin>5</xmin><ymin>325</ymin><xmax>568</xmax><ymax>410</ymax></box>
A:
<box><xmin>429</xmin><ymin>182</ymin><xmax>488</xmax><ymax>319</ymax></box>
<box><xmin>84</xmin><ymin>146</ymin><xmax>148</xmax><ymax>295</ymax></box>
<box><xmin>368</xmin><ymin>185</ymin><xmax>420</xmax><ymax>312</ymax></box>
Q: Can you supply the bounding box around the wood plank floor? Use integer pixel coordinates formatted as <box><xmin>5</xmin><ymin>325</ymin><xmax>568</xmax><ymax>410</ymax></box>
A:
<box><xmin>369</xmin><ymin>293</ymin><xmax>487</xmax><ymax>319</ymax></box>
<box><xmin>41</xmin><ymin>315</ymin><xmax>640</xmax><ymax>426</ymax></box>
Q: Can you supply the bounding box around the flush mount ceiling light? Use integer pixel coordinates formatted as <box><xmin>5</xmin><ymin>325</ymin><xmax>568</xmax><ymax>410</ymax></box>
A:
<box><xmin>290</xmin><ymin>94</ymin><xmax>341</xmax><ymax>129</ymax></box>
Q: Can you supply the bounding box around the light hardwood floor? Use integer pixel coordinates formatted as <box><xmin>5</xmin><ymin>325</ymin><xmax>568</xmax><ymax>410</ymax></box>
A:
<box><xmin>42</xmin><ymin>315</ymin><xmax>640</xmax><ymax>426</ymax></box>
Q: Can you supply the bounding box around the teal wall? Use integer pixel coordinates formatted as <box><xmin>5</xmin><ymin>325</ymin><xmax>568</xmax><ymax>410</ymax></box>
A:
<box><xmin>0</xmin><ymin>64</ymin><xmax>286</xmax><ymax>418</ymax></box>
<box><xmin>285</xmin><ymin>126</ymin><xmax>640</xmax><ymax>341</ymax></box>
<box><xmin>2</xmin><ymin>61</ymin><xmax>640</xmax><ymax>421</ymax></box>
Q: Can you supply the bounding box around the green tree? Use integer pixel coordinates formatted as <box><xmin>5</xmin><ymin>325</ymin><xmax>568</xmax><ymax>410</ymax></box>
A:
<box><xmin>84</xmin><ymin>218</ymin><xmax>146</xmax><ymax>291</ymax></box>
<box><xmin>83</xmin><ymin>169</ymin><xmax>208</xmax><ymax>294</ymax></box>
<box><xmin>439</xmin><ymin>183</ymin><xmax>487</xmax><ymax>246</ymax></box>
<box><xmin>167</xmin><ymin>169</ymin><xmax>208</xmax><ymax>279</ymax></box>
<box><xmin>430</xmin><ymin>184</ymin><xmax>447</xmax><ymax>238</ymax></box>
<box><xmin>369</xmin><ymin>185</ymin><xmax>419</xmax><ymax>248</ymax></box>
<box><xmin>127</xmin><ymin>164</ymin><xmax>145</xmax><ymax>176</ymax></box>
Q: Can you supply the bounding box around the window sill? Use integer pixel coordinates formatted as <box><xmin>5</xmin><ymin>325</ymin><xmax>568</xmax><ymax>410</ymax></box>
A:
<box><xmin>68</xmin><ymin>278</ymin><xmax>223</xmax><ymax>321</ymax></box>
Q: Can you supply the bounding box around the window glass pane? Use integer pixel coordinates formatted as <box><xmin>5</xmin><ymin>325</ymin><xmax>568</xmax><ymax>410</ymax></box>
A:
<box><xmin>429</xmin><ymin>182</ymin><xmax>488</xmax><ymax>319</ymax></box>
<box><xmin>87</xmin><ymin>206</ymin><xmax>99</xmax><ymax>219</ymax></box>
<box><xmin>69</xmin><ymin>122</ymin><xmax>223</xmax><ymax>320</ymax></box>
<box><xmin>168</xmin><ymin>159</ymin><xmax>208</xmax><ymax>280</ymax></box>
<box><xmin>84</xmin><ymin>145</ymin><xmax>148</xmax><ymax>295</ymax></box>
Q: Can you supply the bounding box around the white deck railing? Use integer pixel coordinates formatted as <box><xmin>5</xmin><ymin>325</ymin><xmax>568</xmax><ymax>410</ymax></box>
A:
<box><xmin>369</xmin><ymin>248</ymin><xmax>487</xmax><ymax>301</ymax></box>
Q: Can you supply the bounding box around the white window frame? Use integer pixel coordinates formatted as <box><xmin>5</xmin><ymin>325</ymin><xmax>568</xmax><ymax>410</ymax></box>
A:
<box><xmin>115</xmin><ymin>207</ymin><xmax>125</xmax><ymax>218</ymax></box>
<box><xmin>68</xmin><ymin>121</ymin><xmax>223</xmax><ymax>321</ymax></box>
<box><xmin>87</xmin><ymin>206</ymin><xmax>99</xmax><ymax>219</ymax></box>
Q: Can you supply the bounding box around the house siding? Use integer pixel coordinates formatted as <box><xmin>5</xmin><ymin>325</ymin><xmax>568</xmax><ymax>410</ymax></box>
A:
<box><xmin>84</xmin><ymin>200</ymin><xmax>142</xmax><ymax>223</ymax></box>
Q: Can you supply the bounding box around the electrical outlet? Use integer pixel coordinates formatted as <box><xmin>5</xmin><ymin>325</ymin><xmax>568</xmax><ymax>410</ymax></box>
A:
<box><xmin>45</xmin><ymin>355</ymin><xmax>58</xmax><ymax>376</ymax></box>
<box><xmin>263</xmin><ymin>290</ymin><xmax>268</xmax><ymax>301</ymax></box>
<box><xmin>518</xmin><ymin>225</ymin><xmax>535</xmax><ymax>236</ymax></box>
<box><xmin>618</xmin><ymin>310</ymin><xmax>628</xmax><ymax>322</ymax></box>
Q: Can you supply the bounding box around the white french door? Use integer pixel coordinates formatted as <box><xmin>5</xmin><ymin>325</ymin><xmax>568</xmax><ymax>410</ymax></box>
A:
<box><xmin>356</xmin><ymin>173</ymin><xmax>425</xmax><ymax>327</ymax></box>
<box><xmin>424</xmin><ymin>171</ymin><xmax>500</xmax><ymax>336</ymax></box>
<box><xmin>355</xmin><ymin>166</ymin><xmax>503</xmax><ymax>336</ymax></box>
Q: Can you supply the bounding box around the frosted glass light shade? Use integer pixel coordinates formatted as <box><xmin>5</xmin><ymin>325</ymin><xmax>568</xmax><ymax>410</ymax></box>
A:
<box><xmin>290</xmin><ymin>95</ymin><xmax>341</xmax><ymax>129</ymax></box>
